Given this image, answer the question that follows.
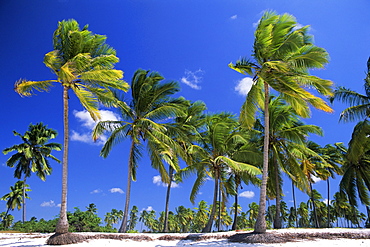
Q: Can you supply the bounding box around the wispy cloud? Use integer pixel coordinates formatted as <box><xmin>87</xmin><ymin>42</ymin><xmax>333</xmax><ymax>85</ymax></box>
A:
<box><xmin>109</xmin><ymin>188</ymin><xmax>124</xmax><ymax>194</ymax></box>
<box><xmin>230</xmin><ymin>15</ymin><xmax>238</xmax><ymax>20</ymax></box>
<box><xmin>235</xmin><ymin>77</ymin><xmax>253</xmax><ymax>96</ymax></box>
<box><xmin>152</xmin><ymin>175</ymin><xmax>179</xmax><ymax>188</ymax></box>
<box><xmin>239</xmin><ymin>191</ymin><xmax>255</xmax><ymax>198</ymax></box>
<box><xmin>180</xmin><ymin>69</ymin><xmax>204</xmax><ymax>90</ymax></box>
<box><xmin>71</xmin><ymin>110</ymin><xmax>121</xmax><ymax>145</ymax></box>
<box><xmin>40</xmin><ymin>200</ymin><xmax>60</xmax><ymax>207</ymax></box>
<box><xmin>90</xmin><ymin>189</ymin><xmax>102</xmax><ymax>194</ymax></box>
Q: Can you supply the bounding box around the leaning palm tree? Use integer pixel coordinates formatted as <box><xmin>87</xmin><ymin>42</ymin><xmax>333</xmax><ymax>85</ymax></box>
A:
<box><xmin>14</xmin><ymin>19</ymin><xmax>127</xmax><ymax>236</ymax></box>
<box><xmin>93</xmin><ymin>69</ymin><xmax>187</xmax><ymax>232</ymax></box>
<box><xmin>3</xmin><ymin>123</ymin><xmax>61</xmax><ymax>223</ymax></box>
<box><xmin>0</xmin><ymin>181</ymin><xmax>30</xmax><ymax>226</ymax></box>
<box><xmin>229</xmin><ymin>11</ymin><xmax>333</xmax><ymax>233</ymax></box>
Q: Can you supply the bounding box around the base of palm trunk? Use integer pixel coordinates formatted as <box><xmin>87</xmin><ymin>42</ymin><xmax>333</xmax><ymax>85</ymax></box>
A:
<box><xmin>46</xmin><ymin>232</ymin><xmax>87</xmax><ymax>245</ymax></box>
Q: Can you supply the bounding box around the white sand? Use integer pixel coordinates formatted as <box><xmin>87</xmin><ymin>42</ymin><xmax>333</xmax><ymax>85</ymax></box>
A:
<box><xmin>1</xmin><ymin>229</ymin><xmax>370</xmax><ymax>247</ymax></box>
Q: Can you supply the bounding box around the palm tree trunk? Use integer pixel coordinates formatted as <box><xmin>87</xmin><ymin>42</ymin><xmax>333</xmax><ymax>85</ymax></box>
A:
<box><xmin>254</xmin><ymin>82</ymin><xmax>269</xmax><ymax>233</ymax></box>
<box><xmin>22</xmin><ymin>177</ymin><xmax>26</xmax><ymax>223</ymax></box>
<box><xmin>119</xmin><ymin>139</ymin><xmax>135</xmax><ymax>233</ymax></box>
<box><xmin>310</xmin><ymin>183</ymin><xmax>319</xmax><ymax>228</ymax></box>
<box><xmin>56</xmin><ymin>86</ymin><xmax>70</xmax><ymax>234</ymax></box>
<box><xmin>163</xmin><ymin>165</ymin><xmax>174</xmax><ymax>232</ymax></box>
<box><xmin>202</xmin><ymin>168</ymin><xmax>219</xmax><ymax>233</ymax></box>
<box><xmin>327</xmin><ymin>178</ymin><xmax>331</xmax><ymax>228</ymax></box>
<box><xmin>217</xmin><ymin>184</ymin><xmax>221</xmax><ymax>232</ymax></box>
<box><xmin>292</xmin><ymin>181</ymin><xmax>298</xmax><ymax>227</ymax></box>
<box><xmin>231</xmin><ymin>178</ymin><xmax>240</xmax><ymax>230</ymax></box>
<box><xmin>274</xmin><ymin>162</ymin><xmax>282</xmax><ymax>229</ymax></box>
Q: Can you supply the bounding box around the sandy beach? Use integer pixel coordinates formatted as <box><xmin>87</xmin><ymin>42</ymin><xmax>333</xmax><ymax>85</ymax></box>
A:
<box><xmin>1</xmin><ymin>228</ymin><xmax>370</xmax><ymax>246</ymax></box>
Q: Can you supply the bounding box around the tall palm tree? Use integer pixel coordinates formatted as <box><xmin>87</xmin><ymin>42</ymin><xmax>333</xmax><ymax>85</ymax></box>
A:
<box><xmin>0</xmin><ymin>181</ymin><xmax>30</xmax><ymax>226</ymax></box>
<box><xmin>229</xmin><ymin>11</ymin><xmax>333</xmax><ymax>233</ymax></box>
<box><xmin>14</xmin><ymin>19</ymin><xmax>127</xmax><ymax>234</ymax></box>
<box><xmin>179</xmin><ymin>113</ymin><xmax>261</xmax><ymax>232</ymax></box>
<box><xmin>3</xmin><ymin>123</ymin><xmax>61</xmax><ymax>222</ymax></box>
<box><xmin>257</xmin><ymin>97</ymin><xmax>324</xmax><ymax>229</ymax></box>
<box><xmin>93</xmin><ymin>69</ymin><xmax>186</xmax><ymax>232</ymax></box>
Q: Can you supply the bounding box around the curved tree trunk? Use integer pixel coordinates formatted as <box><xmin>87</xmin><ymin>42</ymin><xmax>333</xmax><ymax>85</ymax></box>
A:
<box><xmin>202</xmin><ymin>168</ymin><xmax>219</xmax><ymax>233</ymax></box>
<box><xmin>273</xmin><ymin>161</ymin><xmax>282</xmax><ymax>229</ymax></box>
<box><xmin>56</xmin><ymin>86</ymin><xmax>70</xmax><ymax>234</ymax></box>
<box><xmin>254</xmin><ymin>82</ymin><xmax>269</xmax><ymax>233</ymax></box>
<box><xmin>119</xmin><ymin>139</ymin><xmax>135</xmax><ymax>233</ymax></box>
<box><xmin>163</xmin><ymin>165</ymin><xmax>174</xmax><ymax>232</ymax></box>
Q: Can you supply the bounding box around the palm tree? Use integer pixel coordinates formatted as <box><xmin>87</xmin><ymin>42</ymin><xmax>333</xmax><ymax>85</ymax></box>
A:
<box><xmin>128</xmin><ymin>205</ymin><xmax>139</xmax><ymax>231</ymax></box>
<box><xmin>3</xmin><ymin>123</ymin><xmax>61</xmax><ymax>222</ymax></box>
<box><xmin>256</xmin><ymin>97</ymin><xmax>324</xmax><ymax>229</ymax></box>
<box><xmin>179</xmin><ymin>113</ymin><xmax>261</xmax><ymax>232</ymax></box>
<box><xmin>162</xmin><ymin>100</ymin><xmax>206</xmax><ymax>232</ymax></box>
<box><xmin>15</xmin><ymin>19</ymin><xmax>127</xmax><ymax>234</ymax></box>
<box><xmin>229</xmin><ymin>11</ymin><xmax>333</xmax><ymax>233</ymax></box>
<box><xmin>315</xmin><ymin>143</ymin><xmax>344</xmax><ymax>227</ymax></box>
<box><xmin>1</xmin><ymin>181</ymin><xmax>30</xmax><ymax>226</ymax></box>
<box><xmin>246</xmin><ymin>202</ymin><xmax>259</xmax><ymax>227</ymax></box>
<box><xmin>331</xmin><ymin>57</ymin><xmax>370</xmax><ymax>122</ymax></box>
<box><xmin>192</xmin><ymin>200</ymin><xmax>209</xmax><ymax>232</ymax></box>
<box><xmin>93</xmin><ymin>69</ymin><xmax>186</xmax><ymax>232</ymax></box>
<box><xmin>339</xmin><ymin>120</ymin><xmax>370</xmax><ymax>208</ymax></box>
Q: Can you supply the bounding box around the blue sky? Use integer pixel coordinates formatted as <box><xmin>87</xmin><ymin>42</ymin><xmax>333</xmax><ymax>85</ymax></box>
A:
<box><xmin>1</xmin><ymin>0</ymin><xmax>370</xmax><ymax>226</ymax></box>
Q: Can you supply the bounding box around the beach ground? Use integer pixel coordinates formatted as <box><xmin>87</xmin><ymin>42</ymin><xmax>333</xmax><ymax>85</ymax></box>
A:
<box><xmin>1</xmin><ymin>228</ymin><xmax>370</xmax><ymax>246</ymax></box>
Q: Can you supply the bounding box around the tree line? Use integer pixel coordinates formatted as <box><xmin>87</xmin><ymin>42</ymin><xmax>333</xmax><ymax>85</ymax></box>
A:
<box><xmin>1</xmin><ymin>10</ymin><xmax>370</xmax><ymax>245</ymax></box>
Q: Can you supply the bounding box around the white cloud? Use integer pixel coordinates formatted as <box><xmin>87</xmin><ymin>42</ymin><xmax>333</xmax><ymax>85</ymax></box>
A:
<box><xmin>180</xmin><ymin>69</ymin><xmax>204</xmax><ymax>90</ymax></box>
<box><xmin>142</xmin><ymin>206</ymin><xmax>154</xmax><ymax>212</ymax></box>
<box><xmin>71</xmin><ymin>110</ymin><xmax>120</xmax><ymax>145</ymax></box>
<box><xmin>311</xmin><ymin>175</ymin><xmax>322</xmax><ymax>183</ymax></box>
<box><xmin>90</xmin><ymin>189</ymin><xmax>102</xmax><ymax>194</ymax></box>
<box><xmin>239</xmin><ymin>191</ymin><xmax>255</xmax><ymax>198</ymax></box>
<box><xmin>235</xmin><ymin>77</ymin><xmax>253</xmax><ymax>96</ymax></box>
<box><xmin>40</xmin><ymin>200</ymin><xmax>60</xmax><ymax>207</ymax></box>
<box><xmin>230</xmin><ymin>15</ymin><xmax>238</xmax><ymax>20</ymax></box>
<box><xmin>323</xmin><ymin>198</ymin><xmax>330</xmax><ymax>205</ymax></box>
<box><xmin>152</xmin><ymin>175</ymin><xmax>179</xmax><ymax>188</ymax></box>
<box><xmin>109</xmin><ymin>188</ymin><xmax>124</xmax><ymax>194</ymax></box>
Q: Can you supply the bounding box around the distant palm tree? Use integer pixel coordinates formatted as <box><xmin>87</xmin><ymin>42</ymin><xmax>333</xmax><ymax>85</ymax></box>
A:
<box><xmin>3</xmin><ymin>123</ymin><xmax>61</xmax><ymax>222</ymax></box>
<box><xmin>93</xmin><ymin>69</ymin><xmax>186</xmax><ymax>232</ymax></box>
<box><xmin>162</xmin><ymin>100</ymin><xmax>206</xmax><ymax>232</ymax></box>
<box><xmin>179</xmin><ymin>113</ymin><xmax>261</xmax><ymax>232</ymax></box>
<box><xmin>1</xmin><ymin>181</ymin><xmax>30</xmax><ymax>226</ymax></box>
<box><xmin>229</xmin><ymin>11</ymin><xmax>333</xmax><ymax>233</ymax></box>
<box><xmin>15</xmin><ymin>19</ymin><xmax>127</xmax><ymax>234</ymax></box>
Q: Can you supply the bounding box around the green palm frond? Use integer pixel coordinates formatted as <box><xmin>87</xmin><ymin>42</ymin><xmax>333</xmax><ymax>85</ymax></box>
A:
<box><xmin>72</xmin><ymin>83</ymin><xmax>100</xmax><ymax>121</ymax></box>
<box><xmin>15</xmin><ymin>79</ymin><xmax>56</xmax><ymax>96</ymax></box>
